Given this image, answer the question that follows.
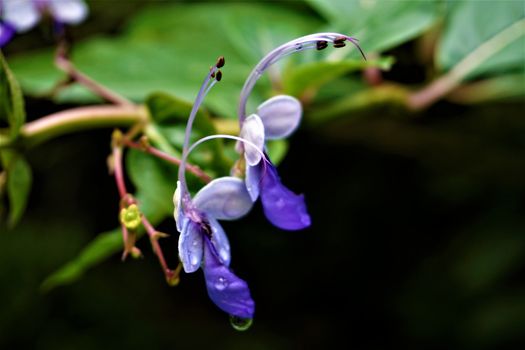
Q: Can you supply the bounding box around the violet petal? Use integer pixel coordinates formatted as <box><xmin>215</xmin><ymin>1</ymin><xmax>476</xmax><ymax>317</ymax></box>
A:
<box><xmin>208</xmin><ymin>217</ymin><xmax>231</xmax><ymax>266</ymax></box>
<box><xmin>203</xmin><ymin>238</ymin><xmax>255</xmax><ymax>319</ymax></box>
<box><xmin>260</xmin><ymin>163</ymin><xmax>311</xmax><ymax>230</ymax></box>
<box><xmin>245</xmin><ymin>163</ymin><xmax>262</xmax><ymax>202</ymax></box>
<box><xmin>178</xmin><ymin>218</ymin><xmax>204</xmax><ymax>273</ymax></box>
<box><xmin>0</xmin><ymin>22</ymin><xmax>15</xmax><ymax>47</ymax></box>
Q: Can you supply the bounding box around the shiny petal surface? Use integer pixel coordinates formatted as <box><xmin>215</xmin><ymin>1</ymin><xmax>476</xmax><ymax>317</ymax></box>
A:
<box><xmin>260</xmin><ymin>163</ymin><xmax>311</xmax><ymax>230</ymax></box>
<box><xmin>208</xmin><ymin>217</ymin><xmax>231</xmax><ymax>266</ymax></box>
<box><xmin>3</xmin><ymin>0</ymin><xmax>40</xmax><ymax>32</ymax></box>
<box><xmin>193</xmin><ymin>177</ymin><xmax>253</xmax><ymax>220</ymax></box>
<box><xmin>203</xmin><ymin>238</ymin><xmax>255</xmax><ymax>319</ymax></box>
<box><xmin>173</xmin><ymin>181</ymin><xmax>183</xmax><ymax>232</ymax></box>
<box><xmin>0</xmin><ymin>22</ymin><xmax>15</xmax><ymax>47</ymax></box>
<box><xmin>178</xmin><ymin>219</ymin><xmax>203</xmax><ymax>273</ymax></box>
<box><xmin>257</xmin><ymin>95</ymin><xmax>302</xmax><ymax>140</ymax></box>
<box><xmin>240</xmin><ymin>114</ymin><xmax>265</xmax><ymax>166</ymax></box>
<box><xmin>245</xmin><ymin>163</ymin><xmax>262</xmax><ymax>202</ymax></box>
<box><xmin>48</xmin><ymin>0</ymin><xmax>88</xmax><ymax>24</ymax></box>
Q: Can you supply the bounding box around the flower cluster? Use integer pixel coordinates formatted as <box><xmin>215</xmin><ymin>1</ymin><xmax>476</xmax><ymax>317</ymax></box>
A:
<box><xmin>174</xmin><ymin>33</ymin><xmax>364</xmax><ymax>324</ymax></box>
<box><xmin>0</xmin><ymin>0</ymin><xmax>88</xmax><ymax>47</ymax></box>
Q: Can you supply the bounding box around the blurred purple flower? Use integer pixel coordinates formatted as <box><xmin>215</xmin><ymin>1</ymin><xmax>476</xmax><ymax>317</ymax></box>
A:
<box><xmin>0</xmin><ymin>0</ymin><xmax>87</xmax><ymax>46</ymax></box>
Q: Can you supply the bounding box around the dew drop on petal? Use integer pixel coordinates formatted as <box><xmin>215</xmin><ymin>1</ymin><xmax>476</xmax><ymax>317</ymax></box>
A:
<box><xmin>229</xmin><ymin>315</ymin><xmax>253</xmax><ymax>331</ymax></box>
<box><xmin>215</xmin><ymin>276</ymin><xmax>229</xmax><ymax>291</ymax></box>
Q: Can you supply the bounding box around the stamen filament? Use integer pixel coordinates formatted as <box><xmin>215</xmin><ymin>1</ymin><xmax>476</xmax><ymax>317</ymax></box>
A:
<box><xmin>238</xmin><ymin>33</ymin><xmax>365</xmax><ymax>123</ymax></box>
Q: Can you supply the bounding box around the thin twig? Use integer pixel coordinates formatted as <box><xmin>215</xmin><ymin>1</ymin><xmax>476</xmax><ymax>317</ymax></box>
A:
<box><xmin>123</xmin><ymin>139</ymin><xmax>212</xmax><ymax>183</ymax></box>
<box><xmin>55</xmin><ymin>41</ymin><xmax>134</xmax><ymax>106</ymax></box>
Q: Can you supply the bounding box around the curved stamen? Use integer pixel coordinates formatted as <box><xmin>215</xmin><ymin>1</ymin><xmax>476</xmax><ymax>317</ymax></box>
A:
<box><xmin>178</xmin><ymin>133</ymin><xmax>269</xmax><ymax>211</ymax></box>
<box><xmin>237</xmin><ymin>33</ymin><xmax>365</xmax><ymax>124</ymax></box>
<box><xmin>178</xmin><ymin>59</ymin><xmax>224</xmax><ymax>198</ymax></box>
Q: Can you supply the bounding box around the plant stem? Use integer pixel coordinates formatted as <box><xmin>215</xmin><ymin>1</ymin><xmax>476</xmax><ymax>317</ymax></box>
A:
<box><xmin>20</xmin><ymin>105</ymin><xmax>147</xmax><ymax>147</ymax></box>
<box><xmin>55</xmin><ymin>42</ymin><xmax>133</xmax><ymax>106</ymax></box>
<box><xmin>124</xmin><ymin>140</ymin><xmax>212</xmax><ymax>183</ymax></box>
<box><xmin>409</xmin><ymin>18</ymin><xmax>525</xmax><ymax>110</ymax></box>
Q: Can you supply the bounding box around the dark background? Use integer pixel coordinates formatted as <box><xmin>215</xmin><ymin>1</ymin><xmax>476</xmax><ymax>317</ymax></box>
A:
<box><xmin>1</xmin><ymin>1</ymin><xmax>524</xmax><ymax>349</ymax></box>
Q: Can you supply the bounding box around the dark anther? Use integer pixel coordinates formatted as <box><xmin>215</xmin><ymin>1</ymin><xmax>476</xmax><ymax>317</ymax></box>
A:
<box><xmin>216</xmin><ymin>56</ymin><xmax>225</xmax><ymax>68</ymax></box>
<box><xmin>333</xmin><ymin>36</ymin><xmax>347</xmax><ymax>45</ymax></box>
<box><xmin>333</xmin><ymin>42</ymin><xmax>346</xmax><ymax>48</ymax></box>
<box><xmin>201</xmin><ymin>222</ymin><xmax>212</xmax><ymax>238</ymax></box>
<box><xmin>216</xmin><ymin>69</ymin><xmax>222</xmax><ymax>81</ymax></box>
<box><xmin>316</xmin><ymin>40</ymin><xmax>328</xmax><ymax>50</ymax></box>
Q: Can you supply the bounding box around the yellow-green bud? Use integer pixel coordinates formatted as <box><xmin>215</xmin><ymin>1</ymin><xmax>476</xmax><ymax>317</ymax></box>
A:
<box><xmin>119</xmin><ymin>204</ymin><xmax>141</xmax><ymax>230</ymax></box>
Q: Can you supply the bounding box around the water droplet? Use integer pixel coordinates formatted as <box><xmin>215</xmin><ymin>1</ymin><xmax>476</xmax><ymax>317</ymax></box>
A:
<box><xmin>229</xmin><ymin>315</ymin><xmax>253</xmax><ymax>331</ymax></box>
<box><xmin>215</xmin><ymin>277</ymin><xmax>229</xmax><ymax>291</ymax></box>
<box><xmin>276</xmin><ymin>198</ymin><xmax>285</xmax><ymax>209</ymax></box>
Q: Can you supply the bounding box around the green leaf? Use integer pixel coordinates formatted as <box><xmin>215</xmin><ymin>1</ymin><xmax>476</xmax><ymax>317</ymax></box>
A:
<box><xmin>40</xmin><ymin>191</ymin><xmax>164</xmax><ymax>291</ymax></box>
<box><xmin>9</xmin><ymin>3</ymin><xmax>321</xmax><ymax>118</ymax></box>
<box><xmin>283</xmin><ymin>56</ymin><xmax>394</xmax><ymax>96</ymax></box>
<box><xmin>40</xmin><ymin>227</ymin><xmax>122</xmax><ymax>291</ymax></box>
<box><xmin>266</xmin><ymin>140</ymin><xmax>289</xmax><ymax>166</ymax></box>
<box><xmin>126</xmin><ymin>149</ymin><xmax>177</xmax><ymax>217</ymax></box>
<box><xmin>437</xmin><ymin>1</ymin><xmax>525</xmax><ymax>78</ymax></box>
<box><xmin>0</xmin><ymin>150</ymin><xmax>32</xmax><ymax>228</ymax></box>
<box><xmin>306</xmin><ymin>0</ymin><xmax>442</xmax><ymax>52</ymax></box>
<box><xmin>146</xmin><ymin>92</ymin><xmax>231</xmax><ymax>174</ymax></box>
<box><xmin>0</xmin><ymin>52</ymin><xmax>26</xmax><ymax>138</ymax></box>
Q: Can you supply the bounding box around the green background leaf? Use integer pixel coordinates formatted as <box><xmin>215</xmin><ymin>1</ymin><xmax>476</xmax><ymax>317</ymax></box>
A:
<box><xmin>0</xmin><ymin>52</ymin><xmax>26</xmax><ymax>138</ymax></box>
<box><xmin>305</xmin><ymin>0</ymin><xmax>442</xmax><ymax>52</ymax></box>
<box><xmin>437</xmin><ymin>1</ymin><xmax>525</xmax><ymax>78</ymax></box>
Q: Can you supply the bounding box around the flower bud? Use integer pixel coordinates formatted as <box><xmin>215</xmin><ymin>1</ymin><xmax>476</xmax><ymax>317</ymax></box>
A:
<box><xmin>119</xmin><ymin>204</ymin><xmax>141</xmax><ymax>230</ymax></box>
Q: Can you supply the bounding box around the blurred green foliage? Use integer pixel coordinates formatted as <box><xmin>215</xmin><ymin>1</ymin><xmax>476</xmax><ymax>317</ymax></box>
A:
<box><xmin>0</xmin><ymin>0</ymin><xmax>524</xmax><ymax>349</ymax></box>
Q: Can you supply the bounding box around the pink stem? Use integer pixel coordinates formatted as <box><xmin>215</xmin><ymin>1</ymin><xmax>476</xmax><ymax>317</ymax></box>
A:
<box><xmin>124</xmin><ymin>140</ymin><xmax>212</xmax><ymax>183</ymax></box>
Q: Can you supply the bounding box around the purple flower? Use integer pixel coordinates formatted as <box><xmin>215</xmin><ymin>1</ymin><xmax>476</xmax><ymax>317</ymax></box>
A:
<box><xmin>235</xmin><ymin>33</ymin><xmax>364</xmax><ymax>231</ymax></box>
<box><xmin>238</xmin><ymin>95</ymin><xmax>311</xmax><ymax>231</ymax></box>
<box><xmin>175</xmin><ymin>177</ymin><xmax>255</xmax><ymax>319</ymax></box>
<box><xmin>0</xmin><ymin>0</ymin><xmax>88</xmax><ymax>46</ymax></box>
<box><xmin>174</xmin><ymin>60</ymin><xmax>255</xmax><ymax>319</ymax></box>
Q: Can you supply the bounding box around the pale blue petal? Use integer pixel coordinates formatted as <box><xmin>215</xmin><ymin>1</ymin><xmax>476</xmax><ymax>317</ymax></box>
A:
<box><xmin>240</xmin><ymin>114</ymin><xmax>265</xmax><ymax>166</ymax></box>
<box><xmin>3</xmin><ymin>0</ymin><xmax>40</xmax><ymax>32</ymax></box>
<box><xmin>257</xmin><ymin>95</ymin><xmax>302</xmax><ymax>140</ymax></box>
<box><xmin>193</xmin><ymin>177</ymin><xmax>253</xmax><ymax>220</ymax></box>
<box><xmin>48</xmin><ymin>0</ymin><xmax>88</xmax><ymax>24</ymax></box>
<box><xmin>208</xmin><ymin>217</ymin><xmax>231</xmax><ymax>266</ymax></box>
<box><xmin>203</xmin><ymin>238</ymin><xmax>255</xmax><ymax>318</ymax></box>
<box><xmin>245</xmin><ymin>163</ymin><xmax>262</xmax><ymax>202</ymax></box>
<box><xmin>178</xmin><ymin>219</ymin><xmax>203</xmax><ymax>273</ymax></box>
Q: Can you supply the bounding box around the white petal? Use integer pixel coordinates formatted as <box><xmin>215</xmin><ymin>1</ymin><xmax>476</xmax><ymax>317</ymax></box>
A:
<box><xmin>239</xmin><ymin>114</ymin><xmax>265</xmax><ymax>166</ymax></box>
<box><xmin>208</xmin><ymin>218</ymin><xmax>231</xmax><ymax>266</ymax></box>
<box><xmin>245</xmin><ymin>163</ymin><xmax>262</xmax><ymax>202</ymax></box>
<box><xmin>3</xmin><ymin>0</ymin><xmax>40</xmax><ymax>32</ymax></box>
<box><xmin>48</xmin><ymin>0</ymin><xmax>88</xmax><ymax>24</ymax></box>
<box><xmin>173</xmin><ymin>180</ymin><xmax>183</xmax><ymax>232</ymax></box>
<box><xmin>178</xmin><ymin>219</ymin><xmax>203</xmax><ymax>273</ymax></box>
<box><xmin>193</xmin><ymin>177</ymin><xmax>253</xmax><ymax>221</ymax></box>
<box><xmin>257</xmin><ymin>95</ymin><xmax>302</xmax><ymax>139</ymax></box>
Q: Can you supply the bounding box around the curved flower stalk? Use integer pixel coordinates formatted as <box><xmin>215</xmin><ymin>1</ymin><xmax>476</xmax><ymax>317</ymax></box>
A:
<box><xmin>0</xmin><ymin>0</ymin><xmax>88</xmax><ymax>47</ymax></box>
<box><xmin>236</xmin><ymin>33</ymin><xmax>365</xmax><ymax>230</ymax></box>
<box><xmin>174</xmin><ymin>58</ymin><xmax>256</xmax><ymax>319</ymax></box>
